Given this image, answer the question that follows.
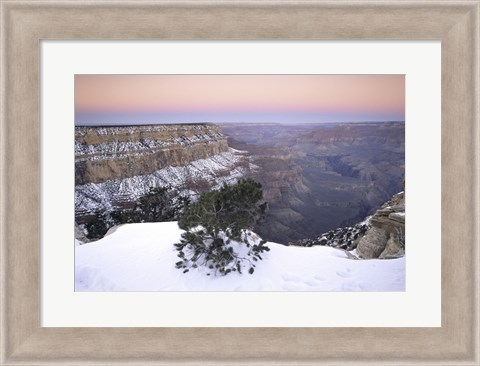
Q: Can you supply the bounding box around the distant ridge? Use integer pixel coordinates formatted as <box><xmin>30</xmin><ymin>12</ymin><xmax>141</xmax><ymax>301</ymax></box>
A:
<box><xmin>75</xmin><ymin>122</ymin><xmax>216</xmax><ymax>127</ymax></box>
<box><xmin>75</xmin><ymin>121</ymin><xmax>405</xmax><ymax>127</ymax></box>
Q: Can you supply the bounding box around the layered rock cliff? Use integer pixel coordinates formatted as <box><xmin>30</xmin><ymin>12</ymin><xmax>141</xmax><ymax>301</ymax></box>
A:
<box><xmin>356</xmin><ymin>191</ymin><xmax>405</xmax><ymax>259</ymax></box>
<box><xmin>75</xmin><ymin>124</ymin><xmax>254</xmax><ymax>223</ymax></box>
<box><xmin>75</xmin><ymin>124</ymin><xmax>230</xmax><ymax>185</ymax></box>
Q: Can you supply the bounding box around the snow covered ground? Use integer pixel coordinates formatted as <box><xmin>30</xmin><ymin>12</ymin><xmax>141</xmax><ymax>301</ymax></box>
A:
<box><xmin>75</xmin><ymin>222</ymin><xmax>405</xmax><ymax>292</ymax></box>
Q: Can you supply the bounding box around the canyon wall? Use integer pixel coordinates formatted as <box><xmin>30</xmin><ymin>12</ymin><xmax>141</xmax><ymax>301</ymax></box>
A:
<box><xmin>75</xmin><ymin>124</ymin><xmax>253</xmax><ymax>223</ymax></box>
<box><xmin>75</xmin><ymin>124</ymin><xmax>230</xmax><ymax>185</ymax></box>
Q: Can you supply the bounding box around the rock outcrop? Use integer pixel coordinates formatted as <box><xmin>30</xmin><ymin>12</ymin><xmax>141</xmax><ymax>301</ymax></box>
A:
<box><xmin>356</xmin><ymin>191</ymin><xmax>405</xmax><ymax>259</ymax></box>
<box><xmin>289</xmin><ymin>190</ymin><xmax>405</xmax><ymax>260</ymax></box>
<box><xmin>74</xmin><ymin>222</ymin><xmax>90</xmax><ymax>243</ymax></box>
<box><xmin>75</xmin><ymin>124</ymin><xmax>229</xmax><ymax>185</ymax></box>
<box><xmin>75</xmin><ymin>124</ymin><xmax>255</xmax><ymax>223</ymax></box>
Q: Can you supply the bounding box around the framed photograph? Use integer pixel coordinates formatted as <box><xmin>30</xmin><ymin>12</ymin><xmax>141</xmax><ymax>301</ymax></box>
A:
<box><xmin>73</xmin><ymin>73</ymin><xmax>407</xmax><ymax>293</ymax></box>
<box><xmin>1</xmin><ymin>1</ymin><xmax>478</xmax><ymax>365</ymax></box>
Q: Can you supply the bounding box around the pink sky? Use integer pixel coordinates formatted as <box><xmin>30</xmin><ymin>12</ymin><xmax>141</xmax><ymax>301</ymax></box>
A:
<box><xmin>75</xmin><ymin>75</ymin><xmax>404</xmax><ymax>124</ymax></box>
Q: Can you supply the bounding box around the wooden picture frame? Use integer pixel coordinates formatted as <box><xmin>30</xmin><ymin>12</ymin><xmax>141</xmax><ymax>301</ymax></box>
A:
<box><xmin>1</xmin><ymin>0</ymin><xmax>478</xmax><ymax>364</ymax></box>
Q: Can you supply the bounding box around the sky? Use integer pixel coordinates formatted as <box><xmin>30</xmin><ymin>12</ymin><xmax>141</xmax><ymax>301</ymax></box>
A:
<box><xmin>75</xmin><ymin>75</ymin><xmax>405</xmax><ymax>125</ymax></box>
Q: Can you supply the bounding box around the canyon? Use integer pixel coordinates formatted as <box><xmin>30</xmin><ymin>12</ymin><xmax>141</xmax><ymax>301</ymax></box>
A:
<box><xmin>75</xmin><ymin>124</ymin><xmax>254</xmax><ymax>224</ymax></box>
<box><xmin>75</xmin><ymin>121</ymin><xmax>405</xmax><ymax>246</ymax></box>
<box><xmin>221</xmin><ymin>122</ymin><xmax>405</xmax><ymax>243</ymax></box>
<box><xmin>290</xmin><ymin>190</ymin><xmax>405</xmax><ymax>259</ymax></box>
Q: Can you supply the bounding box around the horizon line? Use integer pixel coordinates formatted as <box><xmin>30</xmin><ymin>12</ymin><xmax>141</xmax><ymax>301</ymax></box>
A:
<box><xmin>75</xmin><ymin>120</ymin><xmax>406</xmax><ymax>127</ymax></box>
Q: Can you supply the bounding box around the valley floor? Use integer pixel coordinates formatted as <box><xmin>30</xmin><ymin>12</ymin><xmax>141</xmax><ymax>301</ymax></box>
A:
<box><xmin>75</xmin><ymin>222</ymin><xmax>405</xmax><ymax>292</ymax></box>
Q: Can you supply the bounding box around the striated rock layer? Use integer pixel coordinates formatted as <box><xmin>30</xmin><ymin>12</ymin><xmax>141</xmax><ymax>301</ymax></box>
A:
<box><xmin>356</xmin><ymin>191</ymin><xmax>405</xmax><ymax>259</ymax></box>
<box><xmin>75</xmin><ymin>150</ymin><xmax>253</xmax><ymax>223</ymax></box>
<box><xmin>75</xmin><ymin>124</ymin><xmax>229</xmax><ymax>185</ymax></box>
<box><xmin>75</xmin><ymin>124</ymin><xmax>255</xmax><ymax>223</ymax></box>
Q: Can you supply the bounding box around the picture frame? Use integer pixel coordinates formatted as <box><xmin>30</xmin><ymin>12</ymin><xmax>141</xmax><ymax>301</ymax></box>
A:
<box><xmin>1</xmin><ymin>0</ymin><xmax>478</xmax><ymax>364</ymax></box>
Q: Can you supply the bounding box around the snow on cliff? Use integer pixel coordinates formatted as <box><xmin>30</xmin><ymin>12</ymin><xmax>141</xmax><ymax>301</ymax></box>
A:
<box><xmin>75</xmin><ymin>148</ymin><xmax>253</xmax><ymax>215</ymax></box>
<box><xmin>75</xmin><ymin>222</ymin><xmax>405</xmax><ymax>292</ymax></box>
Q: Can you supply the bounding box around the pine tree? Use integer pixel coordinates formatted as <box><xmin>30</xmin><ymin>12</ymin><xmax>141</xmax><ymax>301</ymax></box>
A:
<box><xmin>112</xmin><ymin>186</ymin><xmax>190</xmax><ymax>224</ymax></box>
<box><xmin>137</xmin><ymin>186</ymin><xmax>176</xmax><ymax>222</ymax></box>
<box><xmin>175</xmin><ymin>179</ymin><xmax>269</xmax><ymax>276</ymax></box>
<box><xmin>84</xmin><ymin>210</ymin><xmax>109</xmax><ymax>239</ymax></box>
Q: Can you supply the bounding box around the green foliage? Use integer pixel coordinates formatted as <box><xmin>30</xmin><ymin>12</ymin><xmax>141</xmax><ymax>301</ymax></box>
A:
<box><xmin>135</xmin><ymin>186</ymin><xmax>189</xmax><ymax>223</ymax></box>
<box><xmin>178</xmin><ymin>179</ymin><xmax>267</xmax><ymax>237</ymax></box>
<box><xmin>83</xmin><ymin>186</ymin><xmax>190</xmax><ymax>240</ymax></box>
<box><xmin>175</xmin><ymin>179</ymin><xmax>269</xmax><ymax>276</ymax></box>
<box><xmin>109</xmin><ymin>208</ymin><xmax>139</xmax><ymax>225</ymax></box>
<box><xmin>84</xmin><ymin>210</ymin><xmax>110</xmax><ymax>240</ymax></box>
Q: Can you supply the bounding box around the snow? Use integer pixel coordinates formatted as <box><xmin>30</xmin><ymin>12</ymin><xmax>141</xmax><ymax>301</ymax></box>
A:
<box><xmin>75</xmin><ymin>148</ymin><xmax>256</xmax><ymax>215</ymax></box>
<box><xmin>358</xmin><ymin>215</ymin><xmax>372</xmax><ymax>226</ymax></box>
<box><xmin>75</xmin><ymin>222</ymin><xmax>405</xmax><ymax>292</ymax></box>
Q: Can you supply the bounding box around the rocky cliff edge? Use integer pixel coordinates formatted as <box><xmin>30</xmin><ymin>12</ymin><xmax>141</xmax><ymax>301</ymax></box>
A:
<box><xmin>75</xmin><ymin>124</ymin><xmax>229</xmax><ymax>185</ymax></box>
<box><xmin>356</xmin><ymin>191</ymin><xmax>405</xmax><ymax>259</ymax></box>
